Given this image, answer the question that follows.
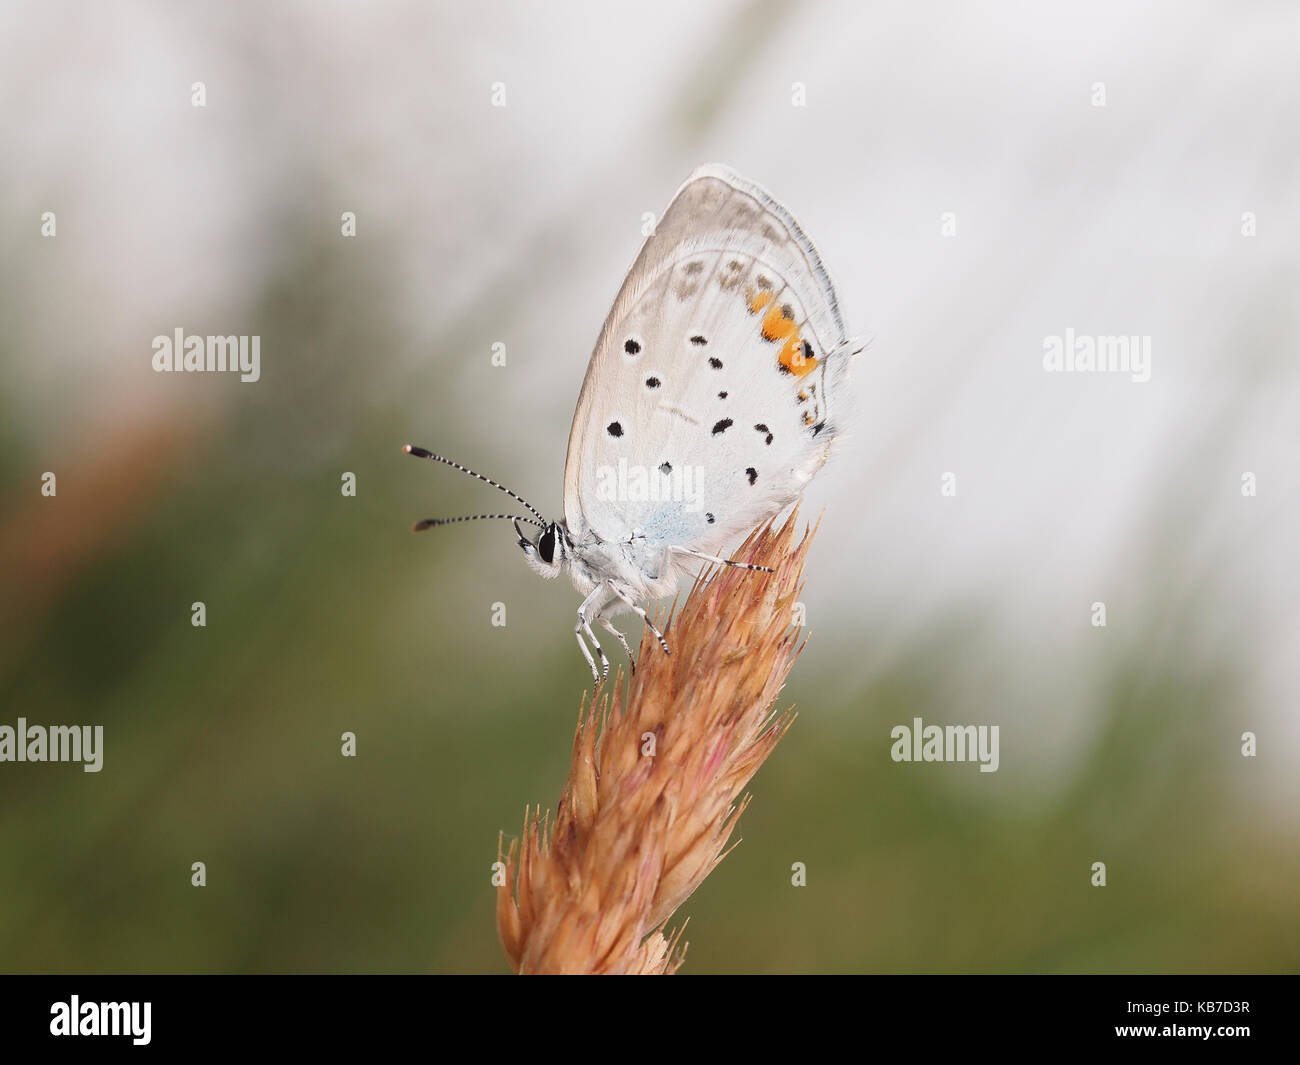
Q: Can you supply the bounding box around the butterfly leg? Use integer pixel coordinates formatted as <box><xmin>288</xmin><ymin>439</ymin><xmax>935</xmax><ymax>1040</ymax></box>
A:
<box><xmin>669</xmin><ymin>545</ymin><xmax>774</xmax><ymax>574</ymax></box>
<box><xmin>575</xmin><ymin>586</ymin><xmax>612</xmax><ymax>690</ymax></box>
<box><xmin>574</xmin><ymin>628</ymin><xmax>600</xmax><ymax>689</ymax></box>
<box><xmin>597</xmin><ymin>616</ymin><xmax>636</xmax><ymax>674</ymax></box>
<box><xmin>606</xmin><ymin>582</ymin><xmax>671</xmax><ymax>658</ymax></box>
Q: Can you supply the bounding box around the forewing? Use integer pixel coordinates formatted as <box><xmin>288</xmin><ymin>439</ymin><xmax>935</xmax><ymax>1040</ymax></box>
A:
<box><xmin>563</xmin><ymin>165</ymin><xmax>860</xmax><ymax>547</ymax></box>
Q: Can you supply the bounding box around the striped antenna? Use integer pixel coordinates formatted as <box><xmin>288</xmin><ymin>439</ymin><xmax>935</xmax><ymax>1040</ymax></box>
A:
<box><xmin>403</xmin><ymin>445</ymin><xmax>548</xmax><ymax>527</ymax></box>
<box><xmin>413</xmin><ymin>514</ymin><xmax>544</xmax><ymax>532</ymax></box>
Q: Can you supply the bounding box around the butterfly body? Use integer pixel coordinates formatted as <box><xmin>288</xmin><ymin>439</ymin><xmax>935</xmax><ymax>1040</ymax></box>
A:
<box><xmin>408</xmin><ymin>164</ymin><xmax>861</xmax><ymax>685</ymax></box>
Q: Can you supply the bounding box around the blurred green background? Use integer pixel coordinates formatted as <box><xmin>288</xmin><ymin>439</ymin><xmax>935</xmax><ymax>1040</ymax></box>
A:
<box><xmin>1</xmin><ymin>0</ymin><xmax>1297</xmax><ymax>973</ymax></box>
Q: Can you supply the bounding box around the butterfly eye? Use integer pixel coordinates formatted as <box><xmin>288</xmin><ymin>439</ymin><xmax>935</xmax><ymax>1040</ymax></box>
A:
<box><xmin>538</xmin><ymin>527</ymin><xmax>556</xmax><ymax>564</ymax></box>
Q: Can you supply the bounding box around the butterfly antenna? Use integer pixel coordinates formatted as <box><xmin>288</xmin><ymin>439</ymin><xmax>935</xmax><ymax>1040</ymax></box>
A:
<box><xmin>413</xmin><ymin>513</ymin><xmax>544</xmax><ymax>532</ymax></box>
<box><xmin>403</xmin><ymin>445</ymin><xmax>548</xmax><ymax>527</ymax></box>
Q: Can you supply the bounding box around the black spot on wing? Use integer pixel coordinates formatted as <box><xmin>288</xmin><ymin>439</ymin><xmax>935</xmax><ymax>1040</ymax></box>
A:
<box><xmin>624</xmin><ymin>339</ymin><xmax>641</xmax><ymax>355</ymax></box>
<box><xmin>745</xmin><ymin>467</ymin><xmax>758</xmax><ymax>485</ymax></box>
<box><xmin>709</xmin><ymin>357</ymin><xmax>723</xmax><ymax>369</ymax></box>
<box><xmin>659</xmin><ymin>462</ymin><xmax>672</xmax><ymax>474</ymax></box>
<box><xmin>607</xmin><ymin>421</ymin><xmax>623</xmax><ymax>437</ymax></box>
<box><xmin>712</xmin><ymin>418</ymin><xmax>733</xmax><ymax>435</ymax></box>
<box><xmin>706</xmin><ymin>512</ymin><xmax>715</xmax><ymax>524</ymax></box>
<box><xmin>755</xmin><ymin>423</ymin><xmax>773</xmax><ymax>445</ymax></box>
<box><xmin>690</xmin><ymin>335</ymin><xmax>707</xmax><ymax>345</ymax></box>
<box><xmin>718</xmin><ymin>391</ymin><xmax>727</xmax><ymax>399</ymax></box>
<box><xmin>645</xmin><ymin>376</ymin><xmax>660</xmax><ymax>388</ymax></box>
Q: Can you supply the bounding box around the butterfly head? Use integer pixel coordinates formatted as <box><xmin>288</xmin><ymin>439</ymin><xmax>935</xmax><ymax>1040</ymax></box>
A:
<box><xmin>404</xmin><ymin>446</ymin><xmax>567</xmax><ymax>578</ymax></box>
<box><xmin>515</xmin><ymin>518</ymin><xmax>567</xmax><ymax>579</ymax></box>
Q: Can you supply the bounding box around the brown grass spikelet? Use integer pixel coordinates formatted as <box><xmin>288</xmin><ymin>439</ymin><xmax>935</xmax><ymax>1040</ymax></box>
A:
<box><xmin>495</xmin><ymin>508</ymin><xmax>815</xmax><ymax>974</ymax></box>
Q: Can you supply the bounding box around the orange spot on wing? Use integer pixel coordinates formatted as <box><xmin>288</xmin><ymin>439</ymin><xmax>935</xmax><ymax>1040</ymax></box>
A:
<box><xmin>750</xmin><ymin>288</ymin><xmax>817</xmax><ymax>375</ymax></box>
<box><xmin>767</xmin><ymin>310</ymin><xmax>818</xmax><ymax>377</ymax></box>
<box><xmin>779</xmin><ymin>335</ymin><xmax>817</xmax><ymax>376</ymax></box>
<box><xmin>761</xmin><ymin>304</ymin><xmax>797</xmax><ymax>342</ymax></box>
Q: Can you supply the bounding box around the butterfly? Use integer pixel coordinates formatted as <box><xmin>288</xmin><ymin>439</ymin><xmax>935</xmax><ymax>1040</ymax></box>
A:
<box><xmin>406</xmin><ymin>164</ymin><xmax>861</xmax><ymax>686</ymax></box>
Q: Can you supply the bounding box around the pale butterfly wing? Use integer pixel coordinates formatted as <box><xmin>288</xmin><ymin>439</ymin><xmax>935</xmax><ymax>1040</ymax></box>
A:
<box><xmin>563</xmin><ymin>164</ymin><xmax>860</xmax><ymax>550</ymax></box>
